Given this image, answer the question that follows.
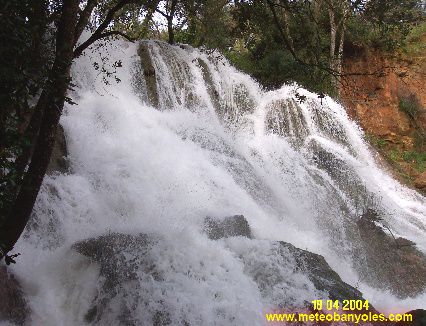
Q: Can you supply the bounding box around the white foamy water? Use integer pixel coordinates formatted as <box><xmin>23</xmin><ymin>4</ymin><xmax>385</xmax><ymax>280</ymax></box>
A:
<box><xmin>8</xmin><ymin>39</ymin><xmax>426</xmax><ymax>325</ymax></box>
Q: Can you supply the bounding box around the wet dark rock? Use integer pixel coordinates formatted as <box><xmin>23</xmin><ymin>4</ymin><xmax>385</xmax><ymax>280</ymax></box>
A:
<box><xmin>279</xmin><ymin>242</ymin><xmax>366</xmax><ymax>304</ymax></box>
<box><xmin>309</xmin><ymin>140</ymin><xmax>368</xmax><ymax>211</ymax></box>
<box><xmin>75</xmin><ymin>222</ymin><xmax>376</xmax><ymax>324</ymax></box>
<box><xmin>266</xmin><ymin>98</ymin><xmax>309</xmax><ymax>145</ymax></box>
<box><xmin>357</xmin><ymin>209</ymin><xmax>426</xmax><ymax>298</ymax></box>
<box><xmin>394</xmin><ymin>309</ymin><xmax>426</xmax><ymax>326</ymax></box>
<box><xmin>395</xmin><ymin>237</ymin><xmax>416</xmax><ymax>248</ymax></box>
<box><xmin>73</xmin><ymin>232</ymin><xmax>162</xmax><ymax>286</ymax></box>
<box><xmin>137</xmin><ymin>43</ymin><xmax>159</xmax><ymax>107</ymax></box>
<box><xmin>207</xmin><ymin>215</ymin><xmax>367</xmax><ymax>306</ymax></box>
<box><xmin>46</xmin><ymin>124</ymin><xmax>68</xmax><ymax>174</ymax></box>
<box><xmin>197</xmin><ymin>58</ymin><xmax>220</xmax><ymax>112</ymax></box>
<box><xmin>0</xmin><ymin>265</ymin><xmax>30</xmax><ymax>325</ymax></box>
<box><xmin>153</xmin><ymin>310</ymin><xmax>172</xmax><ymax>326</ymax></box>
<box><xmin>73</xmin><ymin>233</ymin><xmax>162</xmax><ymax>325</ymax></box>
<box><xmin>204</xmin><ymin>215</ymin><xmax>253</xmax><ymax>240</ymax></box>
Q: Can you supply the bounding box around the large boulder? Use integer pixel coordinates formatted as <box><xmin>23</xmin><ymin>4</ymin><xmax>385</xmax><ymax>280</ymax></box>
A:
<box><xmin>72</xmin><ymin>233</ymin><xmax>164</xmax><ymax>325</ymax></box>
<box><xmin>73</xmin><ymin>216</ymin><xmax>381</xmax><ymax>325</ymax></box>
<box><xmin>204</xmin><ymin>215</ymin><xmax>253</xmax><ymax>240</ymax></box>
<box><xmin>205</xmin><ymin>215</ymin><xmax>367</xmax><ymax>307</ymax></box>
<box><xmin>394</xmin><ymin>309</ymin><xmax>426</xmax><ymax>326</ymax></box>
<box><xmin>0</xmin><ymin>265</ymin><xmax>30</xmax><ymax>325</ymax></box>
<box><xmin>279</xmin><ymin>241</ymin><xmax>364</xmax><ymax>303</ymax></box>
<box><xmin>357</xmin><ymin>209</ymin><xmax>426</xmax><ymax>298</ymax></box>
<box><xmin>72</xmin><ymin>232</ymin><xmax>262</xmax><ymax>326</ymax></box>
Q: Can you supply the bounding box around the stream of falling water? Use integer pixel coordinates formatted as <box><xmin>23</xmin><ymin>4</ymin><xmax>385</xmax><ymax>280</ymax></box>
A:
<box><xmin>8</xmin><ymin>39</ymin><xmax>426</xmax><ymax>325</ymax></box>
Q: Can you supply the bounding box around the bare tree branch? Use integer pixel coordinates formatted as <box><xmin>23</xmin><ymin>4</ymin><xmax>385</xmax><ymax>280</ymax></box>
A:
<box><xmin>95</xmin><ymin>30</ymin><xmax>136</xmax><ymax>43</ymax></box>
<box><xmin>155</xmin><ymin>8</ymin><xmax>169</xmax><ymax>18</ymax></box>
<box><xmin>73</xmin><ymin>0</ymin><xmax>137</xmax><ymax>58</ymax></box>
<box><xmin>74</xmin><ymin>0</ymin><xmax>99</xmax><ymax>47</ymax></box>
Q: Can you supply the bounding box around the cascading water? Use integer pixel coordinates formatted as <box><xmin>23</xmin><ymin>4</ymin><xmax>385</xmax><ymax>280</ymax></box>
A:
<box><xmin>7</xmin><ymin>39</ymin><xmax>426</xmax><ymax>325</ymax></box>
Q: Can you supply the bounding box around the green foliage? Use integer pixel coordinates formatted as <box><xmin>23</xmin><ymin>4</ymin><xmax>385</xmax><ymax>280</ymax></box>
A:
<box><xmin>413</xmin><ymin>130</ymin><xmax>426</xmax><ymax>151</ymax></box>
<box><xmin>366</xmin><ymin>130</ymin><xmax>425</xmax><ymax>185</ymax></box>
<box><xmin>220</xmin><ymin>0</ymin><xmax>336</xmax><ymax>94</ymax></box>
<box><xmin>386</xmin><ymin>148</ymin><xmax>426</xmax><ymax>174</ymax></box>
<box><xmin>398</xmin><ymin>93</ymin><xmax>423</xmax><ymax>120</ymax></box>
<box><xmin>402</xmin><ymin>151</ymin><xmax>426</xmax><ymax>172</ymax></box>
<box><xmin>225</xmin><ymin>46</ymin><xmax>334</xmax><ymax>94</ymax></box>
<box><xmin>403</xmin><ymin>21</ymin><xmax>426</xmax><ymax>58</ymax></box>
<box><xmin>367</xmin><ymin>134</ymin><xmax>388</xmax><ymax>149</ymax></box>
<box><xmin>406</xmin><ymin>21</ymin><xmax>426</xmax><ymax>44</ymax></box>
<box><xmin>346</xmin><ymin>0</ymin><xmax>425</xmax><ymax>53</ymax></box>
<box><xmin>175</xmin><ymin>0</ymin><xmax>232</xmax><ymax>49</ymax></box>
<box><xmin>1</xmin><ymin>1</ymin><xmax>32</xmax><ymax>224</ymax></box>
<box><xmin>349</xmin><ymin>0</ymin><xmax>423</xmax><ymax>52</ymax></box>
<box><xmin>0</xmin><ymin>0</ymin><xmax>51</xmax><ymax>225</ymax></box>
<box><xmin>389</xmin><ymin>149</ymin><xmax>401</xmax><ymax>162</ymax></box>
<box><xmin>223</xmin><ymin>0</ymin><xmax>425</xmax><ymax>93</ymax></box>
<box><xmin>346</xmin><ymin>17</ymin><xmax>395</xmax><ymax>52</ymax></box>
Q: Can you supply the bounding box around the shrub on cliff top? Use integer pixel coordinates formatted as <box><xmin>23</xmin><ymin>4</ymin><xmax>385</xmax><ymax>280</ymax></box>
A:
<box><xmin>398</xmin><ymin>93</ymin><xmax>423</xmax><ymax>120</ymax></box>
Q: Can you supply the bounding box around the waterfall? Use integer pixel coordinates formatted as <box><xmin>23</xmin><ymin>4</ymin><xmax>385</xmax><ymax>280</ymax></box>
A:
<box><xmin>8</xmin><ymin>39</ymin><xmax>426</xmax><ymax>325</ymax></box>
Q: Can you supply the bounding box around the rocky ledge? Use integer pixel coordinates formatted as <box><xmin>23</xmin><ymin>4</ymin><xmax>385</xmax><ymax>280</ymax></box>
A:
<box><xmin>0</xmin><ymin>265</ymin><xmax>30</xmax><ymax>325</ymax></box>
<box><xmin>70</xmin><ymin>215</ymin><xmax>373</xmax><ymax>324</ymax></box>
<box><xmin>357</xmin><ymin>209</ymin><xmax>426</xmax><ymax>298</ymax></box>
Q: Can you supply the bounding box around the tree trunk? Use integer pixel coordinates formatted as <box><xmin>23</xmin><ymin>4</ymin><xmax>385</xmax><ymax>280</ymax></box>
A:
<box><xmin>185</xmin><ymin>0</ymin><xmax>197</xmax><ymax>44</ymax></box>
<box><xmin>0</xmin><ymin>0</ymin><xmax>80</xmax><ymax>256</ymax></box>
<box><xmin>11</xmin><ymin>0</ymin><xmax>49</xmax><ymax>186</ymax></box>
<box><xmin>167</xmin><ymin>16</ymin><xmax>174</xmax><ymax>44</ymax></box>
<box><xmin>8</xmin><ymin>98</ymin><xmax>45</xmax><ymax>204</ymax></box>
<box><xmin>0</xmin><ymin>0</ymin><xmax>48</xmax><ymax>214</ymax></box>
<box><xmin>328</xmin><ymin>0</ymin><xmax>349</xmax><ymax>97</ymax></box>
<box><xmin>335</xmin><ymin>2</ymin><xmax>349</xmax><ymax>95</ymax></box>
<box><xmin>313</xmin><ymin>0</ymin><xmax>323</xmax><ymax>20</ymax></box>
<box><xmin>167</xmin><ymin>0</ymin><xmax>178</xmax><ymax>44</ymax></box>
<box><xmin>28</xmin><ymin>0</ymin><xmax>48</xmax><ymax>73</ymax></box>
<box><xmin>328</xmin><ymin>6</ymin><xmax>337</xmax><ymax>73</ymax></box>
<box><xmin>282</xmin><ymin>9</ymin><xmax>294</xmax><ymax>53</ymax></box>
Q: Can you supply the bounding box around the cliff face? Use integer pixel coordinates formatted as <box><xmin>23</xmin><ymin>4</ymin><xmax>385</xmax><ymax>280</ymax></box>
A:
<box><xmin>341</xmin><ymin>40</ymin><xmax>426</xmax><ymax>192</ymax></box>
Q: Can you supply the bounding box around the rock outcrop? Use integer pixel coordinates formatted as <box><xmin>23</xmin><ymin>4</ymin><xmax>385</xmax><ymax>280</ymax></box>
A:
<box><xmin>357</xmin><ymin>209</ymin><xmax>426</xmax><ymax>298</ymax></box>
<box><xmin>279</xmin><ymin>242</ymin><xmax>364</xmax><ymax>303</ymax></box>
<box><xmin>0</xmin><ymin>265</ymin><xmax>30</xmax><ymax>325</ymax></box>
<box><xmin>204</xmin><ymin>215</ymin><xmax>366</xmax><ymax>304</ymax></box>
<box><xmin>204</xmin><ymin>215</ymin><xmax>253</xmax><ymax>240</ymax></box>
<box><xmin>394</xmin><ymin>309</ymin><xmax>426</xmax><ymax>326</ymax></box>
<box><xmin>73</xmin><ymin>233</ymin><xmax>163</xmax><ymax>325</ymax></box>
<box><xmin>341</xmin><ymin>49</ymin><xmax>426</xmax><ymax>192</ymax></box>
<box><xmin>342</xmin><ymin>50</ymin><xmax>426</xmax><ymax>150</ymax></box>
<box><xmin>136</xmin><ymin>42</ymin><xmax>159</xmax><ymax>107</ymax></box>
<box><xmin>73</xmin><ymin>215</ymin><xmax>373</xmax><ymax>324</ymax></box>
